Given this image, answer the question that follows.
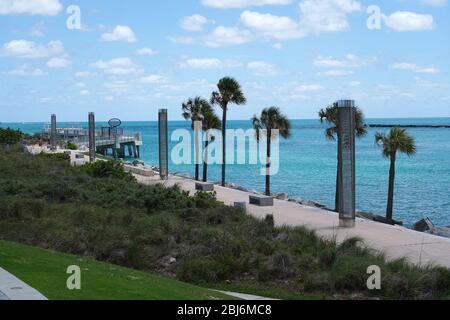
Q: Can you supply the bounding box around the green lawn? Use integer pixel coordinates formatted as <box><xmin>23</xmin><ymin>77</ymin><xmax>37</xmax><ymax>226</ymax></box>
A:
<box><xmin>0</xmin><ymin>240</ymin><xmax>233</xmax><ymax>300</ymax></box>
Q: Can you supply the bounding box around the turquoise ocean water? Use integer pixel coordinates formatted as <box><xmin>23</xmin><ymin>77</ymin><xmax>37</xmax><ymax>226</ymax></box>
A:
<box><xmin>2</xmin><ymin>118</ymin><xmax>450</xmax><ymax>227</ymax></box>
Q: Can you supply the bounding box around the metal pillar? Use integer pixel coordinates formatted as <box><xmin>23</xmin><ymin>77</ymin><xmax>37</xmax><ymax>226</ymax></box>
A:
<box><xmin>50</xmin><ymin>114</ymin><xmax>57</xmax><ymax>151</ymax></box>
<box><xmin>338</xmin><ymin>100</ymin><xmax>356</xmax><ymax>228</ymax></box>
<box><xmin>158</xmin><ymin>109</ymin><xmax>169</xmax><ymax>180</ymax></box>
<box><xmin>88</xmin><ymin>112</ymin><xmax>96</xmax><ymax>163</ymax></box>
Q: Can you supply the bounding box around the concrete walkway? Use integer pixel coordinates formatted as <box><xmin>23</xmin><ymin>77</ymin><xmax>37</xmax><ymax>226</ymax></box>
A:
<box><xmin>0</xmin><ymin>267</ymin><xmax>47</xmax><ymax>300</ymax></box>
<box><xmin>136</xmin><ymin>174</ymin><xmax>450</xmax><ymax>269</ymax></box>
<box><xmin>215</xmin><ymin>290</ymin><xmax>278</xmax><ymax>301</ymax></box>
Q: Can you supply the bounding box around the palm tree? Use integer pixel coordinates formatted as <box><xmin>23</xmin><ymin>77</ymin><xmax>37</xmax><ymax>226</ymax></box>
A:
<box><xmin>200</xmin><ymin>105</ymin><xmax>222</xmax><ymax>182</ymax></box>
<box><xmin>375</xmin><ymin>128</ymin><xmax>416</xmax><ymax>223</ymax></box>
<box><xmin>319</xmin><ymin>103</ymin><xmax>367</xmax><ymax>212</ymax></box>
<box><xmin>211</xmin><ymin>77</ymin><xmax>247</xmax><ymax>187</ymax></box>
<box><xmin>252</xmin><ymin>107</ymin><xmax>291</xmax><ymax>196</ymax></box>
<box><xmin>182</xmin><ymin>97</ymin><xmax>209</xmax><ymax>181</ymax></box>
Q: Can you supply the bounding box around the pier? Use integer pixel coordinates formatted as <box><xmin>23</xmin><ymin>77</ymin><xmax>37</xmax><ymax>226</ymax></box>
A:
<box><xmin>42</xmin><ymin>126</ymin><xmax>143</xmax><ymax>159</ymax></box>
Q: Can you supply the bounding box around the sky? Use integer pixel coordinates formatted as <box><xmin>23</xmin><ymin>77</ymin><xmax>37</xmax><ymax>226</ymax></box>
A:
<box><xmin>0</xmin><ymin>0</ymin><xmax>449</xmax><ymax>122</ymax></box>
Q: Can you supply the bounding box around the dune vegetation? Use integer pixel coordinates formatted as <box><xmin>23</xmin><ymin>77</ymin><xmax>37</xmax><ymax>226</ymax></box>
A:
<box><xmin>0</xmin><ymin>147</ymin><xmax>449</xmax><ymax>300</ymax></box>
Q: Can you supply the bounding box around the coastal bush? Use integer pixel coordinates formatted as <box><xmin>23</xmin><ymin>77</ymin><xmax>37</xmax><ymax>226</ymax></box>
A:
<box><xmin>0</xmin><ymin>128</ymin><xmax>23</xmax><ymax>145</ymax></box>
<box><xmin>0</xmin><ymin>149</ymin><xmax>449</xmax><ymax>300</ymax></box>
<box><xmin>82</xmin><ymin>160</ymin><xmax>135</xmax><ymax>182</ymax></box>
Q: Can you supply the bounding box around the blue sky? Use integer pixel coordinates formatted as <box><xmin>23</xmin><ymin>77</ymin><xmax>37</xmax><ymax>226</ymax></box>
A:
<box><xmin>0</xmin><ymin>0</ymin><xmax>449</xmax><ymax>122</ymax></box>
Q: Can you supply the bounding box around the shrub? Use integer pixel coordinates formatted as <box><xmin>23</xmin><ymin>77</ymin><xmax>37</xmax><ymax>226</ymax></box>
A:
<box><xmin>0</xmin><ymin>128</ymin><xmax>23</xmax><ymax>145</ymax></box>
<box><xmin>82</xmin><ymin>160</ymin><xmax>135</xmax><ymax>182</ymax></box>
<box><xmin>67</xmin><ymin>142</ymin><xmax>78</xmax><ymax>150</ymax></box>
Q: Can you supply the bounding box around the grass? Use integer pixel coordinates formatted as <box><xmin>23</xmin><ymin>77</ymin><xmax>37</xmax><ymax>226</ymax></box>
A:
<box><xmin>1</xmin><ymin>148</ymin><xmax>450</xmax><ymax>300</ymax></box>
<box><xmin>0</xmin><ymin>240</ymin><xmax>233</xmax><ymax>300</ymax></box>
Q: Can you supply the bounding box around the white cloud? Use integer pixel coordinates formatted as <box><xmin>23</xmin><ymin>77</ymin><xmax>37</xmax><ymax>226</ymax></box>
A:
<box><xmin>29</xmin><ymin>21</ymin><xmax>45</xmax><ymax>37</ymax></box>
<box><xmin>46</xmin><ymin>56</ymin><xmax>71</xmax><ymax>68</ymax></box>
<box><xmin>3</xmin><ymin>64</ymin><xmax>45</xmax><ymax>76</ymax></box>
<box><xmin>175</xmin><ymin>1</ymin><xmax>362</xmax><ymax>47</ymax></box>
<box><xmin>240</xmin><ymin>10</ymin><xmax>305</xmax><ymax>40</ymax></box>
<box><xmin>297</xmin><ymin>84</ymin><xmax>324</xmax><ymax>92</ymax></box>
<box><xmin>319</xmin><ymin>69</ymin><xmax>354</xmax><ymax>77</ymax></box>
<box><xmin>201</xmin><ymin>0</ymin><xmax>292</xmax><ymax>9</ymax></box>
<box><xmin>101</xmin><ymin>25</ymin><xmax>137</xmax><ymax>43</ymax></box>
<box><xmin>91</xmin><ymin>57</ymin><xmax>142</xmax><ymax>75</ymax></box>
<box><xmin>0</xmin><ymin>0</ymin><xmax>62</xmax><ymax>16</ymax></box>
<box><xmin>134</xmin><ymin>48</ymin><xmax>157</xmax><ymax>56</ymax></box>
<box><xmin>349</xmin><ymin>81</ymin><xmax>360</xmax><ymax>87</ymax></box>
<box><xmin>421</xmin><ymin>0</ymin><xmax>447</xmax><ymax>7</ymax></box>
<box><xmin>80</xmin><ymin>90</ymin><xmax>90</xmax><ymax>96</ymax></box>
<box><xmin>181</xmin><ymin>58</ymin><xmax>242</xmax><ymax>69</ymax></box>
<box><xmin>273</xmin><ymin>43</ymin><xmax>283</xmax><ymax>49</ymax></box>
<box><xmin>391</xmin><ymin>62</ymin><xmax>440</xmax><ymax>74</ymax></box>
<box><xmin>383</xmin><ymin>12</ymin><xmax>434</xmax><ymax>32</ymax></box>
<box><xmin>203</xmin><ymin>26</ymin><xmax>252</xmax><ymax>47</ymax></box>
<box><xmin>140</xmin><ymin>74</ymin><xmax>167</xmax><ymax>83</ymax></box>
<box><xmin>247</xmin><ymin>61</ymin><xmax>279</xmax><ymax>75</ymax></box>
<box><xmin>314</xmin><ymin>54</ymin><xmax>375</xmax><ymax>68</ymax></box>
<box><xmin>299</xmin><ymin>0</ymin><xmax>362</xmax><ymax>34</ymax></box>
<box><xmin>169</xmin><ymin>36</ymin><xmax>196</xmax><ymax>45</ymax></box>
<box><xmin>75</xmin><ymin>71</ymin><xmax>93</xmax><ymax>77</ymax></box>
<box><xmin>0</xmin><ymin>39</ymin><xmax>64</xmax><ymax>58</ymax></box>
<box><xmin>180</xmin><ymin>14</ymin><xmax>211</xmax><ymax>32</ymax></box>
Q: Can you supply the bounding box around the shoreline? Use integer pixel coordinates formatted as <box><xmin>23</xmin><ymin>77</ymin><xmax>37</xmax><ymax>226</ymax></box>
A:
<box><xmin>26</xmin><ymin>144</ymin><xmax>450</xmax><ymax>239</ymax></box>
<box><xmin>128</xmin><ymin>159</ymin><xmax>449</xmax><ymax>237</ymax></box>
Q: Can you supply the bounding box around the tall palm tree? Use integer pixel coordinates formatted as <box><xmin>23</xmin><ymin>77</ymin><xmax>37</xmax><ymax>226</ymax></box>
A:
<box><xmin>319</xmin><ymin>103</ymin><xmax>367</xmax><ymax>212</ymax></box>
<box><xmin>211</xmin><ymin>77</ymin><xmax>247</xmax><ymax>187</ymax></box>
<box><xmin>182</xmin><ymin>97</ymin><xmax>209</xmax><ymax>181</ymax></box>
<box><xmin>252</xmin><ymin>107</ymin><xmax>291</xmax><ymax>196</ymax></box>
<box><xmin>375</xmin><ymin>128</ymin><xmax>416</xmax><ymax>223</ymax></box>
<box><xmin>200</xmin><ymin>105</ymin><xmax>222</xmax><ymax>182</ymax></box>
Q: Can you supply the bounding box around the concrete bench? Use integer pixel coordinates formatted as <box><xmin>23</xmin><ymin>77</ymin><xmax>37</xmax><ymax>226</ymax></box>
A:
<box><xmin>195</xmin><ymin>182</ymin><xmax>215</xmax><ymax>192</ymax></box>
<box><xmin>249</xmin><ymin>195</ymin><xmax>274</xmax><ymax>207</ymax></box>
<box><xmin>234</xmin><ymin>202</ymin><xmax>247</xmax><ymax>210</ymax></box>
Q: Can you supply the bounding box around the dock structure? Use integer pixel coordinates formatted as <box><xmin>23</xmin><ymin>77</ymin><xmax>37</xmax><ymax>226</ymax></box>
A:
<box><xmin>42</xmin><ymin>125</ymin><xmax>143</xmax><ymax>159</ymax></box>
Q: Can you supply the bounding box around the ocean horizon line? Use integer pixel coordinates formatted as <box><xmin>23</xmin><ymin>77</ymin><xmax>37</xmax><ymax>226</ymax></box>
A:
<box><xmin>3</xmin><ymin>116</ymin><xmax>450</xmax><ymax>124</ymax></box>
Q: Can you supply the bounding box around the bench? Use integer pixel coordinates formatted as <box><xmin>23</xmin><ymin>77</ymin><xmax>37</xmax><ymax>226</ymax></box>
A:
<box><xmin>234</xmin><ymin>202</ymin><xmax>247</xmax><ymax>210</ymax></box>
<box><xmin>195</xmin><ymin>182</ymin><xmax>215</xmax><ymax>192</ymax></box>
<box><xmin>249</xmin><ymin>195</ymin><xmax>274</xmax><ymax>207</ymax></box>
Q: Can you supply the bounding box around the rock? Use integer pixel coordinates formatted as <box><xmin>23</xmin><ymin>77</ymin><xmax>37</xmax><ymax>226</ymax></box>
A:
<box><xmin>275</xmin><ymin>193</ymin><xmax>289</xmax><ymax>201</ymax></box>
<box><xmin>412</xmin><ymin>218</ymin><xmax>434</xmax><ymax>232</ymax></box>
<box><xmin>169</xmin><ymin>257</ymin><xmax>177</xmax><ymax>264</ymax></box>
<box><xmin>412</xmin><ymin>218</ymin><xmax>450</xmax><ymax>238</ymax></box>
<box><xmin>373</xmin><ymin>215</ymin><xmax>403</xmax><ymax>226</ymax></box>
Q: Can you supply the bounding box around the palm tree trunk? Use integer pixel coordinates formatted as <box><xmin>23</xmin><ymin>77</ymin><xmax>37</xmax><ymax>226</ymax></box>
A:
<box><xmin>386</xmin><ymin>152</ymin><xmax>396</xmax><ymax>223</ymax></box>
<box><xmin>265</xmin><ymin>129</ymin><xmax>271</xmax><ymax>196</ymax></box>
<box><xmin>203</xmin><ymin>136</ymin><xmax>209</xmax><ymax>182</ymax></box>
<box><xmin>221</xmin><ymin>106</ymin><xmax>227</xmax><ymax>187</ymax></box>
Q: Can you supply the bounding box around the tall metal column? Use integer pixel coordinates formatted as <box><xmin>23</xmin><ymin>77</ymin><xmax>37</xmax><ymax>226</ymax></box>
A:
<box><xmin>50</xmin><ymin>114</ymin><xmax>57</xmax><ymax>151</ymax></box>
<box><xmin>338</xmin><ymin>100</ymin><xmax>356</xmax><ymax>228</ymax></box>
<box><xmin>88</xmin><ymin>112</ymin><xmax>96</xmax><ymax>163</ymax></box>
<box><xmin>158</xmin><ymin>109</ymin><xmax>169</xmax><ymax>180</ymax></box>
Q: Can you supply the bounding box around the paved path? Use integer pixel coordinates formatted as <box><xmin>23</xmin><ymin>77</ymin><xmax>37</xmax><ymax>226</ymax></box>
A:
<box><xmin>136</xmin><ymin>174</ymin><xmax>450</xmax><ymax>268</ymax></box>
<box><xmin>215</xmin><ymin>290</ymin><xmax>278</xmax><ymax>301</ymax></box>
<box><xmin>0</xmin><ymin>267</ymin><xmax>47</xmax><ymax>300</ymax></box>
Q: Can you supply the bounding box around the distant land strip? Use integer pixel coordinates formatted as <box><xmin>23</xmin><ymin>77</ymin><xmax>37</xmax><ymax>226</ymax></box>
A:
<box><xmin>367</xmin><ymin>124</ymin><xmax>450</xmax><ymax>129</ymax></box>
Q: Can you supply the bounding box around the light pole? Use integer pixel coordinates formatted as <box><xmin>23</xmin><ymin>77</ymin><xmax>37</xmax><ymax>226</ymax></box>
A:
<box><xmin>337</xmin><ymin>100</ymin><xmax>356</xmax><ymax>228</ymax></box>
<box><xmin>50</xmin><ymin>114</ymin><xmax>57</xmax><ymax>151</ymax></box>
<box><xmin>158</xmin><ymin>109</ymin><xmax>169</xmax><ymax>180</ymax></box>
<box><xmin>88</xmin><ymin>112</ymin><xmax>96</xmax><ymax>163</ymax></box>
